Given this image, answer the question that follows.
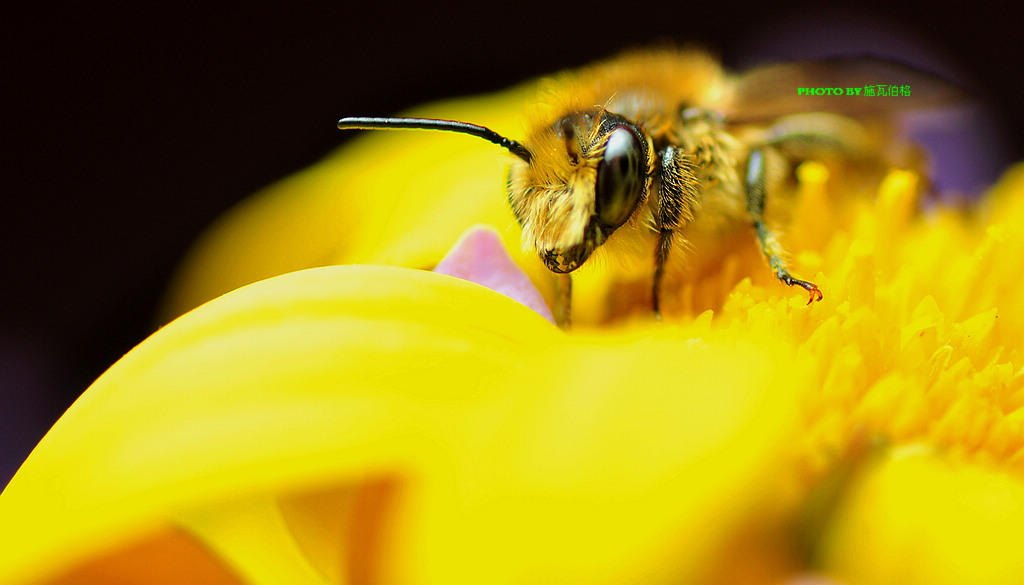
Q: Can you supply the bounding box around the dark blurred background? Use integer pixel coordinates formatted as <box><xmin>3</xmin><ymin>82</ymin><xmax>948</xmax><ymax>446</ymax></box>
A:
<box><xmin>2</xmin><ymin>1</ymin><xmax>1021</xmax><ymax>486</ymax></box>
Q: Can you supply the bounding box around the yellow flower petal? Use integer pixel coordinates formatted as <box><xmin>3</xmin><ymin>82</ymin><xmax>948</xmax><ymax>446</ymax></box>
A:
<box><xmin>1</xmin><ymin>264</ymin><xmax>799</xmax><ymax>585</ymax></box>
<box><xmin>823</xmin><ymin>451</ymin><xmax>1024</xmax><ymax>585</ymax></box>
<box><xmin>0</xmin><ymin>266</ymin><xmax>552</xmax><ymax>583</ymax></box>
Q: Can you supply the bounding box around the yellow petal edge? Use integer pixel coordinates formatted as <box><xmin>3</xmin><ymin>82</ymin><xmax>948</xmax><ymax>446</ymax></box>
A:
<box><xmin>1</xmin><ymin>265</ymin><xmax>799</xmax><ymax>585</ymax></box>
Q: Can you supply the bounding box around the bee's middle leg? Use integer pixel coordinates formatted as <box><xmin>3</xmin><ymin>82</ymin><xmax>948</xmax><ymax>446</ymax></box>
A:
<box><xmin>745</xmin><ymin>147</ymin><xmax>823</xmax><ymax>304</ymax></box>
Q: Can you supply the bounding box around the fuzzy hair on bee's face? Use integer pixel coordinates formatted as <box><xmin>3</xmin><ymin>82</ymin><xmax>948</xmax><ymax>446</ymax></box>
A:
<box><xmin>511</xmin><ymin>110</ymin><xmax>603</xmax><ymax>248</ymax></box>
<box><xmin>508</xmin><ymin>108</ymin><xmax>653</xmax><ymax>273</ymax></box>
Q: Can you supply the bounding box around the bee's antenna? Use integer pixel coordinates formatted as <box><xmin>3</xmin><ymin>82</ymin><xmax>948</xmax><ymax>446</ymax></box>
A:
<box><xmin>337</xmin><ymin>117</ymin><xmax>532</xmax><ymax>163</ymax></box>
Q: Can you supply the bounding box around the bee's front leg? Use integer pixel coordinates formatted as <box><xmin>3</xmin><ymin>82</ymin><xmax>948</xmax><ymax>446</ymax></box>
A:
<box><xmin>555</xmin><ymin>272</ymin><xmax>572</xmax><ymax>328</ymax></box>
<box><xmin>745</xmin><ymin>147</ymin><xmax>823</xmax><ymax>304</ymax></box>
<box><xmin>654</xmin><ymin>146</ymin><xmax>697</xmax><ymax>316</ymax></box>
<box><xmin>653</xmin><ymin>229</ymin><xmax>672</xmax><ymax>317</ymax></box>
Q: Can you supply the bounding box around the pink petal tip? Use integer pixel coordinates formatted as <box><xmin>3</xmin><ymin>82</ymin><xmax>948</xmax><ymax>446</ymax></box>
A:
<box><xmin>434</xmin><ymin>225</ymin><xmax>554</xmax><ymax>323</ymax></box>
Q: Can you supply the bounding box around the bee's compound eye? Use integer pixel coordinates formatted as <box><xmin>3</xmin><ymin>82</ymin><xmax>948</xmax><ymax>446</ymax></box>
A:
<box><xmin>596</xmin><ymin>126</ymin><xmax>644</xmax><ymax>229</ymax></box>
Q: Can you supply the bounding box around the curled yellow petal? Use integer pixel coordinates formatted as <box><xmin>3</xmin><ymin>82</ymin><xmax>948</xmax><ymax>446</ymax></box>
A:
<box><xmin>0</xmin><ymin>266</ymin><xmax>554</xmax><ymax>584</ymax></box>
<box><xmin>1</xmin><ymin>264</ymin><xmax>799</xmax><ymax>585</ymax></box>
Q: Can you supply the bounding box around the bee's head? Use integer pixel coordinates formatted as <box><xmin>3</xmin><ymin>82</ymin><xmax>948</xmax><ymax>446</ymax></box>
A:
<box><xmin>336</xmin><ymin>112</ymin><xmax>652</xmax><ymax>275</ymax></box>
<box><xmin>508</xmin><ymin>110</ymin><xmax>654</xmax><ymax>273</ymax></box>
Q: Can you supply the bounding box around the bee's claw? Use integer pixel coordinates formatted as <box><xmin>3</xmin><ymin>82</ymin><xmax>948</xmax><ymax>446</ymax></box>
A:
<box><xmin>781</xmin><ymin>274</ymin><xmax>823</xmax><ymax>304</ymax></box>
<box><xmin>806</xmin><ymin>285</ymin><xmax>824</xmax><ymax>304</ymax></box>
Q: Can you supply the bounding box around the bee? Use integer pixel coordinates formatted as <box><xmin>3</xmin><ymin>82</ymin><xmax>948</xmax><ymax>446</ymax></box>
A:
<box><xmin>338</xmin><ymin>48</ymin><xmax>960</xmax><ymax>324</ymax></box>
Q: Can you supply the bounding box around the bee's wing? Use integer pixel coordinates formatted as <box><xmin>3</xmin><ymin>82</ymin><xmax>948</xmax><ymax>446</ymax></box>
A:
<box><xmin>723</xmin><ymin>57</ymin><xmax>968</xmax><ymax>124</ymax></box>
